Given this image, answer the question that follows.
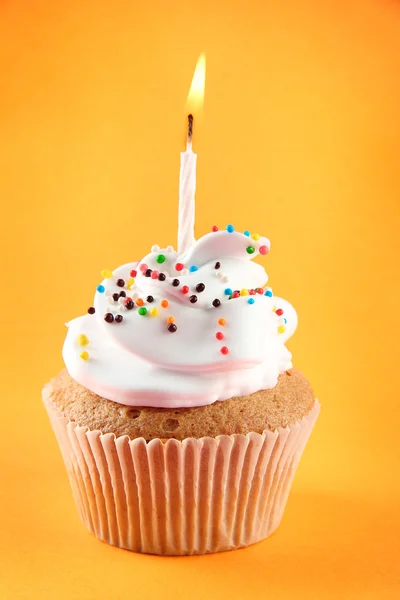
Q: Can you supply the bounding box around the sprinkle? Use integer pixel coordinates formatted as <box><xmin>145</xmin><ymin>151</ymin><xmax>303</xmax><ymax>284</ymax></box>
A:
<box><xmin>226</xmin><ymin>224</ymin><xmax>234</xmax><ymax>233</ymax></box>
<box><xmin>215</xmin><ymin>262</ymin><xmax>221</xmax><ymax>269</ymax></box>
<box><xmin>196</xmin><ymin>283</ymin><xmax>205</xmax><ymax>293</ymax></box>
<box><xmin>240</xmin><ymin>289</ymin><xmax>249</xmax><ymax>296</ymax></box>
<box><xmin>175</xmin><ymin>263</ymin><xmax>184</xmax><ymax>271</ymax></box>
<box><xmin>151</xmin><ymin>271</ymin><xmax>159</xmax><ymax>280</ymax></box>
<box><xmin>216</xmin><ymin>332</ymin><xmax>224</xmax><ymax>340</ymax></box>
<box><xmin>243</xmin><ymin>230</ymin><xmax>250</xmax><ymax>236</ymax></box>
<box><xmin>265</xmin><ymin>287</ymin><xmax>273</xmax><ymax>297</ymax></box>
<box><xmin>189</xmin><ymin>295</ymin><xmax>198</xmax><ymax>303</ymax></box>
<box><xmin>222</xmin><ymin>275</ymin><xmax>229</xmax><ymax>282</ymax></box>
<box><xmin>101</xmin><ymin>269</ymin><xmax>113</xmax><ymax>278</ymax></box>
<box><xmin>216</xmin><ymin>271</ymin><xmax>223</xmax><ymax>279</ymax></box>
<box><xmin>138</xmin><ymin>307</ymin><xmax>147</xmax><ymax>316</ymax></box>
<box><xmin>130</xmin><ymin>269</ymin><xmax>137</xmax><ymax>278</ymax></box>
<box><xmin>127</xmin><ymin>278</ymin><xmax>135</xmax><ymax>287</ymax></box>
<box><xmin>145</xmin><ymin>269</ymin><xmax>152</xmax><ymax>277</ymax></box>
<box><xmin>273</xmin><ymin>305</ymin><xmax>276</xmax><ymax>312</ymax></box>
<box><xmin>113</xmin><ymin>293</ymin><xmax>119</xmax><ymax>301</ymax></box>
<box><xmin>284</xmin><ymin>318</ymin><xmax>287</xmax><ymax>324</ymax></box>
<box><xmin>152</xmin><ymin>244</ymin><xmax>160</xmax><ymax>252</ymax></box>
<box><xmin>259</xmin><ymin>245</ymin><xmax>269</xmax><ymax>255</ymax></box>
<box><xmin>224</xmin><ymin>288</ymin><xmax>232</xmax><ymax>295</ymax></box>
<box><xmin>166</xmin><ymin>245</ymin><xmax>174</xmax><ymax>252</ymax></box>
<box><xmin>232</xmin><ymin>291</ymin><xmax>240</xmax><ymax>298</ymax></box>
<box><xmin>140</xmin><ymin>263</ymin><xmax>148</xmax><ymax>272</ymax></box>
<box><xmin>161</xmin><ymin>299</ymin><xmax>169</xmax><ymax>308</ymax></box>
<box><xmin>104</xmin><ymin>313</ymin><xmax>114</xmax><ymax>323</ymax></box>
<box><xmin>125</xmin><ymin>299</ymin><xmax>134</xmax><ymax>310</ymax></box>
<box><xmin>249</xmin><ymin>289</ymin><xmax>256</xmax><ymax>295</ymax></box>
<box><xmin>278</xmin><ymin>325</ymin><xmax>286</xmax><ymax>334</ymax></box>
<box><xmin>181</xmin><ymin>268</ymin><xmax>189</xmax><ymax>276</ymax></box>
<box><xmin>248</xmin><ymin>298</ymin><xmax>255</xmax><ymax>305</ymax></box>
<box><xmin>256</xmin><ymin>288</ymin><xmax>263</xmax><ymax>295</ymax></box>
<box><xmin>218</xmin><ymin>318</ymin><xmax>226</xmax><ymax>326</ymax></box>
<box><xmin>115</xmin><ymin>315</ymin><xmax>123</xmax><ymax>323</ymax></box>
<box><xmin>189</xmin><ymin>265</ymin><xmax>198</xmax><ymax>272</ymax></box>
<box><xmin>212</xmin><ymin>299</ymin><xmax>221</xmax><ymax>307</ymax></box>
<box><xmin>172</xmin><ymin>278</ymin><xmax>180</xmax><ymax>287</ymax></box>
<box><xmin>168</xmin><ymin>323</ymin><xmax>177</xmax><ymax>332</ymax></box>
<box><xmin>251</xmin><ymin>233</ymin><xmax>260</xmax><ymax>241</ymax></box>
<box><xmin>132</xmin><ymin>292</ymin><xmax>139</xmax><ymax>300</ymax></box>
<box><xmin>97</xmin><ymin>285</ymin><xmax>105</xmax><ymax>293</ymax></box>
<box><xmin>136</xmin><ymin>298</ymin><xmax>144</xmax><ymax>307</ymax></box>
<box><xmin>77</xmin><ymin>334</ymin><xmax>89</xmax><ymax>346</ymax></box>
<box><xmin>146</xmin><ymin>295</ymin><xmax>154</xmax><ymax>303</ymax></box>
<box><xmin>276</xmin><ymin>308</ymin><xmax>284</xmax><ymax>316</ymax></box>
<box><xmin>167</xmin><ymin>316</ymin><xmax>175</xmax><ymax>324</ymax></box>
<box><xmin>156</xmin><ymin>254</ymin><xmax>166</xmax><ymax>264</ymax></box>
<box><xmin>246</xmin><ymin>246</ymin><xmax>255</xmax><ymax>254</ymax></box>
<box><xmin>220</xmin><ymin>346</ymin><xmax>229</xmax><ymax>355</ymax></box>
<box><xmin>88</xmin><ymin>307</ymin><xmax>95</xmax><ymax>314</ymax></box>
<box><xmin>119</xmin><ymin>303</ymin><xmax>127</xmax><ymax>311</ymax></box>
<box><xmin>116</xmin><ymin>279</ymin><xmax>125</xmax><ymax>287</ymax></box>
<box><xmin>80</xmin><ymin>351</ymin><xmax>89</xmax><ymax>361</ymax></box>
<box><xmin>212</xmin><ymin>225</ymin><xmax>218</xmax><ymax>232</ymax></box>
<box><xmin>158</xmin><ymin>273</ymin><xmax>166</xmax><ymax>281</ymax></box>
<box><xmin>181</xmin><ymin>286</ymin><xmax>189</xmax><ymax>295</ymax></box>
<box><xmin>149</xmin><ymin>307</ymin><xmax>159</xmax><ymax>317</ymax></box>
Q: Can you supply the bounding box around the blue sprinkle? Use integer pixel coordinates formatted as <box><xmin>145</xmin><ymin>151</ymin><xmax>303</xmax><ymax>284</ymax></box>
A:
<box><xmin>189</xmin><ymin>265</ymin><xmax>198</xmax><ymax>272</ymax></box>
<box><xmin>224</xmin><ymin>288</ymin><xmax>233</xmax><ymax>296</ymax></box>
<box><xmin>284</xmin><ymin>318</ymin><xmax>287</xmax><ymax>324</ymax></box>
<box><xmin>248</xmin><ymin>298</ymin><xmax>255</xmax><ymax>304</ymax></box>
<box><xmin>226</xmin><ymin>224</ymin><xmax>235</xmax><ymax>233</ymax></box>
<box><xmin>265</xmin><ymin>287</ymin><xmax>273</xmax><ymax>297</ymax></box>
<box><xmin>97</xmin><ymin>285</ymin><xmax>105</xmax><ymax>293</ymax></box>
<box><xmin>243</xmin><ymin>230</ymin><xmax>250</xmax><ymax>237</ymax></box>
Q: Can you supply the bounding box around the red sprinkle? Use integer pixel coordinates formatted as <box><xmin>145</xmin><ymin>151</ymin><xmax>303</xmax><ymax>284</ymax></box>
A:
<box><xmin>139</xmin><ymin>263</ymin><xmax>148</xmax><ymax>272</ymax></box>
<box><xmin>151</xmin><ymin>270</ymin><xmax>159</xmax><ymax>279</ymax></box>
<box><xmin>175</xmin><ymin>263</ymin><xmax>184</xmax><ymax>271</ymax></box>
<box><xmin>256</xmin><ymin>288</ymin><xmax>264</xmax><ymax>294</ymax></box>
<box><xmin>216</xmin><ymin>332</ymin><xmax>224</xmax><ymax>340</ymax></box>
<box><xmin>249</xmin><ymin>289</ymin><xmax>256</xmax><ymax>295</ymax></box>
<box><xmin>259</xmin><ymin>245</ymin><xmax>269</xmax><ymax>255</ymax></box>
<box><xmin>181</xmin><ymin>285</ymin><xmax>189</xmax><ymax>294</ymax></box>
<box><xmin>130</xmin><ymin>269</ymin><xmax>137</xmax><ymax>278</ymax></box>
<box><xmin>232</xmin><ymin>291</ymin><xmax>240</xmax><ymax>298</ymax></box>
<box><xmin>276</xmin><ymin>308</ymin><xmax>284</xmax><ymax>316</ymax></box>
<box><xmin>220</xmin><ymin>346</ymin><xmax>229</xmax><ymax>355</ymax></box>
<box><xmin>212</xmin><ymin>225</ymin><xmax>218</xmax><ymax>232</ymax></box>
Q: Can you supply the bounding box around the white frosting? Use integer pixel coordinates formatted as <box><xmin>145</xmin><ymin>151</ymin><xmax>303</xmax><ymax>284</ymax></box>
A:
<box><xmin>63</xmin><ymin>229</ymin><xmax>298</xmax><ymax>408</ymax></box>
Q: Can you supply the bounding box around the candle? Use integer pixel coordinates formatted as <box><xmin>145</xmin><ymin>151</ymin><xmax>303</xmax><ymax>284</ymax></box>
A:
<box><xmin>178</xmin><ymin>54</ymin><xmax>206</xmax><ymax>253</ymax></box>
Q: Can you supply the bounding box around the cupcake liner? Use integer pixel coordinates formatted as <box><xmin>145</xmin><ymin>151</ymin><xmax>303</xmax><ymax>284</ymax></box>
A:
<box><xmin>43</xmin><ymin>384</ymin><xmax>319</xmax><ymax>555</ymax></box>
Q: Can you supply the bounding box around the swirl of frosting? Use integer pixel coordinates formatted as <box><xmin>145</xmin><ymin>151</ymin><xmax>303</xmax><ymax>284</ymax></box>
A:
<box><xmin>63</xmin><ymin>229</ymin><xmax>298</xmax><ymax>408</ymax></box>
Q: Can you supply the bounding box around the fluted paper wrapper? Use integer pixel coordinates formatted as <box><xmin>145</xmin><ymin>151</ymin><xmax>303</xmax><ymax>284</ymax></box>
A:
<box><xmin>43</xmin><ymin>385</ymin><xmax>319</xmax><ymax>555</ymax></box>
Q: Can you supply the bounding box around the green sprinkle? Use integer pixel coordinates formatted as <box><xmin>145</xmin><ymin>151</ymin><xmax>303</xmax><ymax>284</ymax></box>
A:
<box><xmin>138</xmin><ymin>307</ymin><xmax>147</xmax><ymax>316</ymax></box>
<box><xmin>156</xmin><ymin>254</ymin><xmax>166</xmax><ymax>264</ymax></box>
<box><xmin>246</xmin><ymin>246</ymin><xmax>255</xmax><ymax>254</ymax></box>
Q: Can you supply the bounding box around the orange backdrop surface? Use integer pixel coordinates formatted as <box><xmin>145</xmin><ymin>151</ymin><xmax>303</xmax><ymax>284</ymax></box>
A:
<box><xmin>1</xmin><ymin>0</ymin><xmax>399</xmax><ymax>598</ymax></box>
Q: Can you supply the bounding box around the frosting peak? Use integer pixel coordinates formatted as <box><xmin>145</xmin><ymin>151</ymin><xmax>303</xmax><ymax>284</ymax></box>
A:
<box><xmin>63</xmin><ymin>227</ymin><xmax>297</xmax><ymax>408</ymax></box>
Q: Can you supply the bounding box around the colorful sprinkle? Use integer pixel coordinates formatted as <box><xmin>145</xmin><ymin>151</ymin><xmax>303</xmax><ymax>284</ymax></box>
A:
<box><xmin>212</xmin><ymin>225</ymin><xmax>218</xmax><ymax>232</ymax></box>
<box><xmin>115</xmin><ymin>315</ymin><xmax>123</xmax><ymax>323</ymax></box>
<box><xmin>248</xmin><ymin>298</ymin><xmax>255</xmax><ymax>305</ymax></box>
<box><xmin>125</xmin><ymin>299</ymin><xmax>134</xmax><ymax>310</ymax></box>
<box><xmin>97</xmin><ymin>285</ymin><xmax>105</xmax><ymax>293</ymax></box>
<box><xmin>220</xmin><ymin>346</ymin><xmax>229</xmax><ymax>355</ymax></box>
<box><xmin>175</xmin><ymin>263</ymin><xmax>184</xmax><ymax>271</ymax></box>
<box><xmin>196</xmin><ymin>283</ymin><xmax>205</xmax><ymax>293</ymax></box>
<box><xmin>249</xmin><ymin>289</ymin><xmax>256</xmax><ymax>295</ymax></box>
<box><xmin>113</xmin><ymin>293</ymin><xmax>120</xmax><ymax>301</ymax></box>
<box><xmin>136</xmin><ymin>298</ymin><xmax>144</xmax><ymax>307</ymax></box>
<box><xmin>251</xmin><ymin>233</ymin><xmax>260</xmax><ymax>241</ymax></box>
<box><xmin>140</xmin><ymin>263</ymin><xmax>148</xmax><ymax>272</ymax></box>
<box><xmin>276</xmin><ymin>308</ymin><xmax>284</xmax><ymax>316</ymax></box>
<box><xmin>189</xmin><ymin>295</ymin><xmax>198</xmax><ymax>303</ymax></box>
<box><xmin>130</xmin><ymin>269</ymin><xmax>137</xmax><ymax>278</ymax></box>
<box><xmin>149</xmin><ymin>307</ymin><xmax>159</xmax><ymax>317</ymax></box>
<box><xmin>212</xmin><ymin>299</ymin><xmax>221</xmax><ymax>307</ymax></box>
<box><xmin>167</xmin><ymin>316</ymin><xmax>175</xmax><ymax>324</ymax></box>
<box><xmin>151</xmin><ymin>271</ymin><xmax>159</xmax><ymax>280</ymax></box>
<box><xmin>240</xmin><ymin>289</ymin><xmax>249</xmax><ymax>296</ymax></box>
<box><xmin>145</xmin><ymin>269</ymin><xmax>152</xmax><ymax>277</ymax></box>
<box><xmin>172</xmin><ymin>278</ymin><xmax>180</xmax><ymax>287</ymax></box>
<box><xmin>116</xmin><ymin>279</ymin><xmax>125</xmax><ymax>287</ymax></box>
<box><xmin>88</xmin><ymin>307</ymin><xmax>95</xmax><ymax>314</ymax></box>
<box><xmin>127</xmin><ymin>278</ymin><xmax>135</xmax><ymax>288</ymax></box>
<box><xmin>226</xmin><ymin>224</ymin><xmax>234</xmax><ymax>233</ymax></box>
<box><xmin>216</xmin><ymin>332</ymin><xmax>224</xmax><ymax>340</ymax></box>
<box><xmin>259</xmin><ymin>245</ymin><xmax>269</xmax><ymax>255</ymax></box>
<box><xmin>168</xmin><ymin>323</ymin><xmax>177</xmax><ymax>332</ymax></box>
<box><xmin>119</xmin><ymin>291</ymin><xmax>126</xmax><ymax>298</ymax></box>
<box><xmin>189</xmin><ymin>265</ymin><xmax>198</xmax><ymax>272</ymax></box>
<box><xmin>146</xmin><ymin>295</ymin><xmax>154</xmax><ymax>303</ymax></box>
<box><xmin>156</xmin><ymin>254</ymin><xmax>166</xmax><ymax>264</ymax></box>
<box><xmin>161</xmin><ymin>299</ymin><xmax>169</xmax><ymax>308</ymax></box>
<box><xmin>77</xmin><ymin>334</ymin><xmax>89</xmax><ymax>346</ymax></box>
<box><xmin>104</xmin><ymin>313</ymin><xmax>114</xmax><ymax>323</ymax></box>
<box><xmin>80</xmin><ymin>351</ymin><xmax>89</xmax><ymax>361</ymax></box>
<box><xmin>215</xmin><ymin>262</ymin><xmax>221</xmax><ymax>269</ymax></box>
<box><xmin>272</xmin><ymin>305</ymin><xmax>277</xmax><ymax>312</ymax></box>
<box><xmin>256</xmin><ymin>288</ymin><xmax>263</xmax><ymax>295</ymax></box>
<box><xmin>284</xmin><ymin>318</ymin><xmax>287</xmax><ymax>324</ymax></box>
<box><xmin>232</xmin><ymin>291</ymin><xmax>240</xmax><ymax>298</ymax></box>
<box><xmin>158</xmin><ymin>273</ymin><xmax>166</xmax><ymax>281</ymax></box>
<box><xmin>181</xmin><ymin>286</ymin><xmax>189</xmax><ymax>295</ymax></box>
<box><xmin>218</xmin><ymin>318</ymin><xmax>226</xmax><ymax>326</ymax></box>
<box><xmin>278</xmin><ymin>325</ymin><xmax>286</xmax><ymax>334</ymax></box>
<box><xmin>138</xmin><ymin>307</ymin><xmax>147</xmax><ymax>316</ymax></box>
<box><xmin>243</xmin><ymin>230</ymin><xmax>250</xmax><ymax>236</ymax></box>
<box><xmin>246</xmin><ymin>246</ymin><xmax>255</xmax><ymax>254</ymax></box>
<box><xmin>101</xmin><ymin>269</ymin><xmax>113</xmax><ymax>278</ymax></box>
<box><xmin>265</xmin><ymin>287</ymin><xmax>273</xmax><ymax>297</ymax></box>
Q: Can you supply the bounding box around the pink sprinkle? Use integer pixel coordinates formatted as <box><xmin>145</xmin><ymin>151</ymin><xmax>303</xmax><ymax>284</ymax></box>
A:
<box><xmin>276</xmin><ymin>308</ymin><xmax>284</xmax><ymax>316</ymax></box>
<box><xmin>216</xmin><ymin>332</ymin><xmax>224</xmax><ymax>340</ymax></box>
<box><xmin>212</xmin><ymin>225</ymin><xmax>219</xmax><ymax>232</ymax></box>
<box><xmin>220</xmin><ymin>346</ymin><xmax>229</xmax><ymax>355</ymax></box>
<box><xmin>259</xmin><ymin>245</ymin><xmax>269</xmax><ymax>255</ymax></box>
<box><xmin>151</xmin><ymin>270</ymin><xmax>159</xmax><ymax>279</ymax></box>
<box><xmin>139</xmin><ymin>263</ymin><xmax>148</xmax><ymax>272</ymax></box>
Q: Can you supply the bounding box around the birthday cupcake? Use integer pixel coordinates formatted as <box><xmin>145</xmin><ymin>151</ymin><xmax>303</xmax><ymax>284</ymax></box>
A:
<box><xmin>43</xmin><ymin>225</ymin><xmax>319</xmax><ymax>555</ymax></box>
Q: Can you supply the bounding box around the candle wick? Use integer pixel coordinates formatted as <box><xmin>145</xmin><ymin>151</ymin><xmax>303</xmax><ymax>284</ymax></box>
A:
<box><xmin>187</xmin><ymin>114</ymin><xmax>193</xmax><ymax>147</ymax></box>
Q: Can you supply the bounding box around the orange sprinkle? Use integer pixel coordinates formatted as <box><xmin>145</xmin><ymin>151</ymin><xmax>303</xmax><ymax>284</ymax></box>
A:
<box><xmin>136</xmin><ymin>298</ymin><xmax>144</xmax><ymax>307</ymax></box>
<box><xmin>167</xmin><ymin>316</ymin><xmax>175</xmax><ymax>324</ymax></box>
<box><xmin>218</xmin><ymin>318</ymin><xmax>226</xmax><ymax>326</ymax></box>
<box><xmin>161</xmin><ymin>300</ymin><xmax>169</xmax><ymax>308</ymax></box>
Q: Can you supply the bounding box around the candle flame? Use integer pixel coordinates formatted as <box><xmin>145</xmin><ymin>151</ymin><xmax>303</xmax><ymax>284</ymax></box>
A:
<box><xmin>186</xmin><ymin>53</ymin><xmax>206</xmax><ymax>116</ymax></box>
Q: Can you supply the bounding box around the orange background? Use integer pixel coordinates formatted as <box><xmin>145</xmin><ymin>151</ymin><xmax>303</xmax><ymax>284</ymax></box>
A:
<box><xmin>1</xmin><ymin>0</ymin><xmax>399</xmax><ymax>598</ymax></box>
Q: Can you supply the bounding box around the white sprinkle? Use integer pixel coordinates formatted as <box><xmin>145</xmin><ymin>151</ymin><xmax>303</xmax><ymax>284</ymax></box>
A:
<box><xmin>222</xmin><ymin>275</ymin><xmax>229</xmax><ymax>282</ymax></box>
<box><xmin>217</xmin><ymin>271</ymin><xmax>223</xmax><ymax>279</ymax></box>
<box><xmin>118</xmin><ymin>297</ymin><xmax>125</xmax><ymax>304</ymax></box>
<box><xmin>166</xmin><ymin>245</ymin><xmax>174</xmax><ymax>252</ymax></box>
<box><xmin>132</xmin><ymin>292</ymin><xmax>139</xmax><ymax>300</ymax></box>
<box><xmin>119</xmin><ymin>304</ymin><xmax>127</xmax><ymax>312</ymax></box>
<box><xmin>151</xmin><ymin>244</ymin><xmax>160</xmax><ymax>252</ymax></box>
<box><xmin>181</xmin><ymin>268</ymin><xmax>189</xmax><ymax>276</ymax></box>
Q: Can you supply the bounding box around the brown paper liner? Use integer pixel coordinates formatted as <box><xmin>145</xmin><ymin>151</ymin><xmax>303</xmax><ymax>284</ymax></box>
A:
<box><xmin>43</xmin><ymin>384</ymin><xmax>319</xmax><ymax>555</ymax></box>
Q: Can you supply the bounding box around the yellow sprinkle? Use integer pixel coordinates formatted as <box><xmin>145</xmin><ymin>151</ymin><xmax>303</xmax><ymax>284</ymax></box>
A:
<box><xmin>127</xmin><ymin>277</ymin><xmax>135</xmax><ymax>289</ymax></box>
<box><xmin>80</xmin><ymin>351</ymin><xmax>89</xmax><ymax>360</ymax></box>
<box><xmin>272</xmin><ymin>305</ymin><xmax>276</xmax><ymax>312</ymax></box>
<box><xmin>149</xmin><ymin>307</ymin><xmax>159</xmax><ymax>317</ymax></box>
<box><xmin>240</xmin><ymin>289</ymin><xmax>249</xmax><ymax>296</ymax></box>
<box><xmin>101</xmin><ymin>269</ymin><xmax>113</xmax><ymax>278</ymax></box>
<box><xmin>278</xmin><ymin>325</ymin><xmax>286</xmax><ymax>334</ymax></box>
<box><xmin>77</xmin><ymin>334</ymin><xmax>89</xmax><ymax>347</ymax></box>
<box><xmin>251</xmin><ymin>233</ymin><xmax>260</xmax><ymax>241</ymax></box>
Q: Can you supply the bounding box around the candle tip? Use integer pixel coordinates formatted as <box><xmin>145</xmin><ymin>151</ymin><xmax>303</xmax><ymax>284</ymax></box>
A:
<box><xmin>187</xmin><ymin>114</ymin><xmax>193</xmax><ymax>145</ymax></box>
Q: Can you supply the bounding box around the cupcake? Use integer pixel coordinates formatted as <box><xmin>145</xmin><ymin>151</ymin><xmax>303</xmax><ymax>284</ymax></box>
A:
<box><xmin>43</xmin><ymin>227</ymin><xmax>319</xmax><ymax>555</ymax></box>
